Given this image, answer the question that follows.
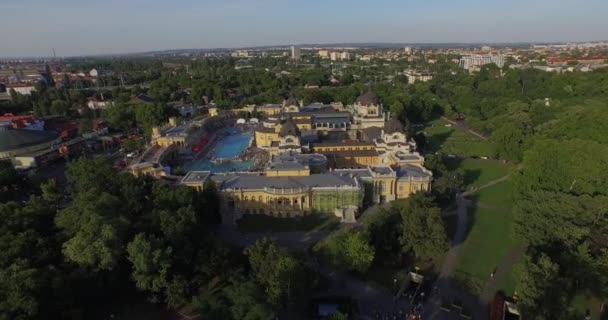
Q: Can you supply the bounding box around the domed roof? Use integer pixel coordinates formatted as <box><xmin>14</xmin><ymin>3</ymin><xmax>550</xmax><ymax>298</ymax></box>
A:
<box><xmin>0</xmin><ymin>125</ymin><xmax>60</xmax><ymax>152</ymax></box>
<box><xmin>279</xmin><ymin>118</ymin><xmax>300</xmax><ymax>137</ymax></box>
<box><xmin>384</xmin><ymin>117</ymin><xmax>405</xmax><ymax>134</ymax></box>
<box><xmin>285</xmin><ymin>95</ymin><xmax>299</xmax><ymax>107</ymax></box>
<box><xmin>356</xmin><ymin>91</ymin><xmax>379</xmax><ymax>106</ymax></box>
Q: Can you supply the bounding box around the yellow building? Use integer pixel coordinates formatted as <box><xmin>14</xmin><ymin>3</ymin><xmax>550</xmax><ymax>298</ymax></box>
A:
<box><xmin>180</xmin><ymin>163</ymin><xmax>432</xmax><ymax>223</ymax></box>
<box><xmin>312</xmin><ymin>141</ymin><xmax>380</xmax><ymax>168</ymax></box>
<box><xmin>254</xmin><ymin>127</ymin><xmax>279</xmax><ymax>148</ymax></box>
<box><xmin>256</xmin><ymin>104</ymin><xmax>282</xmax><ymax>115</ymax></box>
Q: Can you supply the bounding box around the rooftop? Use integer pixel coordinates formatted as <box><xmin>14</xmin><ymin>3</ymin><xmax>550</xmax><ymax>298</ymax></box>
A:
<box><xmin>313</xmin><ymin>140</ymin><xmax>375</xmax><ymax>147</ymax></box>
<box><xmin>181</xmin><ymin>171</ymin><xmax>211</xmax><ymax>184</ymax></box>
<box><xmin>0</xmin><ymin>125</ymin><xmax>60</xmax><ymax>152</ymax></box>
<box><xmin>211</xmin><ymin>172</ymin><xmax>360</xmax><ymax>191</ymax></box>
<box><xmin>396</xmin><ymin>165</ymin><xmax>433</xmax><ymax>179</ymax></box>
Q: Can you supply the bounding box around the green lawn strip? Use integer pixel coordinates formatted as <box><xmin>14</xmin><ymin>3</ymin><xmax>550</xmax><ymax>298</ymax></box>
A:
<box><xmin>495</xmin><ymin>270</ymin><xmax>516</xmax><ymax>297</ymax></box>
<box><xmin>570</xmin><ymin>293</ymin><xmax>604</xmax><ymax>320</ymax></box>
<box><xmin>455</xmin><ymin>180</ymin><xmax>522</xmax><ymax>294</ymax></box>
<box><xmin>237</xmin><ymin>213</ymin><xmax>340</xmax><ymax>233</ymax></box>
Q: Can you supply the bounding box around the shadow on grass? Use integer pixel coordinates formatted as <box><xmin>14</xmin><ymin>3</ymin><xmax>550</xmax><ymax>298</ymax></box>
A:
<box><xmin>462</xmin><ymin>193</ymin><xmax>481</xmax><ymax>244</ymax></box>
<box><xmin>237</xmin><ymin>213</ymin><xmax>340</xmax><ymax>233</ymax></box>
<box><xmin>426</xmin><ymin>131</ymin><xmax>453</xmax><ymax>154</ymax></box>
<box><xmin>463</xmin><ymin>169</ymin><xmax>482</xmax><ymax>188</ymax></box>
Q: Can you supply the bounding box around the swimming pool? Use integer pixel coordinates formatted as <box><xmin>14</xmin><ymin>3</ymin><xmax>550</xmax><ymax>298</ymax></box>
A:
<box><xmin>214</xmin><ymin>132</ymin><xmax>252</xmax><ymax>159</ymax></box>
<box><xmin>184</xmin><ymin>130</ymin><xmax>253</xmax><ymax>173</ymax></box>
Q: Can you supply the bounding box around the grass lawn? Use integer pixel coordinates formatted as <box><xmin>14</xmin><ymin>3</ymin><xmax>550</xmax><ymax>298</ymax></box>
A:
<box><xmin>455</xmin><ymin>180</ymin><xmax>523</xmax><ymax>295</ymax></box>
<box><xmin>236</xmin><ymin>213</ymin><xmax>340</xmax><ymax>233</ymax></box>
<box><xmin>420</xmin><ymin>119</ymin><xmax>495</xmax><ymax>158</ymax></box>
<box><xmin>570</xmin><ymin>293</ymin><xmax>605</xmax><ymax>320</ymax></box>
<box><xmin>444</xmin><ymin>158</ymin><xmax>513</xmax><ymax>190</ymax></box>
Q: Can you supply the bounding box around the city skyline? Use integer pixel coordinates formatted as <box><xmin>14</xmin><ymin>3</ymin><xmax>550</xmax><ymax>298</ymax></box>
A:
<box><xmin>1</xmin><ymin>0</ymin><xmax>607</xmax><ymax>57</ymax></box>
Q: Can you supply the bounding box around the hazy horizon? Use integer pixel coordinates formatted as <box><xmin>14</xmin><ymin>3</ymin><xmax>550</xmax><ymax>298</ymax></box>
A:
<box><xmin>1</xmin><ymin>0</ymin><xmax>607</xmax><ymax>58</ymax></box>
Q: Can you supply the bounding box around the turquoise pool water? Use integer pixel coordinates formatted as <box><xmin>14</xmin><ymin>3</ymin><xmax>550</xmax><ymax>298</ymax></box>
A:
<box><xmin>185</xmin><ymin>131</ymin><xmax>253</xmax><ymax>173</ymax></box>
<box><xmin>214</xmin><ymin>132</ymin><xmax>252</xmax><ymax>159</ymax></box>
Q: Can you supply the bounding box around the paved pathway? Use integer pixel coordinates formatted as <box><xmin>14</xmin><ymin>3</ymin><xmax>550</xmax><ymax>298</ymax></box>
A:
<box><xmin>479</xmin><ymin>245</ymin><xmax>526</xmax><ymax>303</ymax></box>
<box><xmin>463</xmin><ymin>174</ymin><xmax>511</xmax><ymax>196</ymax></box>
<box><xmin>216</xmin><ymin>226</ymin><xmax>330</xmax><ymax>250</ymax></box>
<box><xmin>441</xmin><ymin>116</ymin><xmax>488</xmax><ymax>141</ymax></box>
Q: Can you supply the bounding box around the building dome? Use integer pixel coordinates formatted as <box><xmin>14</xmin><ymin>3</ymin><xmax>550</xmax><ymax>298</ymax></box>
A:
<box><xmin>356</xmin><ymin>91</ymin><xmax>379</xmax><ymax>106</ymax></box>
<box><xmin>279</xmin><ymin>118</ymin><xmax>300</xmax><ymax>137</ymax></box>
<box><xmin>384</xmin><ymin>117</ymin><xmax>405</xmax><ymax>134</ymax></box>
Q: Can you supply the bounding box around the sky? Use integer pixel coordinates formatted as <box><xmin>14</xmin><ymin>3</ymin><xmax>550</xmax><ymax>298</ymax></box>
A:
<box><xmin>1</xmin><ymin>0</ymin><xmax>607</xmax><ymax>57</ymax></box>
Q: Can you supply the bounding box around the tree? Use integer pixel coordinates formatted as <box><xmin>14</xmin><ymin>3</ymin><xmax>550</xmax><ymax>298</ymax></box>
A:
<box><xmin>514</xmin><ymin>254</ymin><xmax>568</xmax><ymax>319</ymax></box>
<box><xmin>244</xmin><ymin>238</ymin><xmax>315</xmax><ymax>306</ymax></box>
<box><xmin>127</xmin><ymin>233</ymin><xmax>172</xmax><ymax>295</ymax></box>
<box><xmin>512</xmin><ymin>139</ymin><xmax>608</xmax><ymax>317</ymax></box>
<box><xmin>492</xmin><ymin>121</ymin><xmax>530</xmax><ymax>162</ymax></box>
<box><xmin>50</xmin><ymin>100</ymin><xmax>68</xmax><ymax>115</ymax></box>
<box><xmin>121</xmin><ymin>138</ymin><xmax>144</xmax><ymax>153</ymax></box>
<box><xmin>364</xmin><ymin>208</ymin><xmax>402</xmax><ymax>263</ymax></box>
<box><xmin>0</xmin><ymin>160</ymin><xmax>22</xmax><ymax>202</ymax></box>
<box><xmin>340</xmin><ymin>232</ymin><xmax>375</xmax><ymax>273</ymax></box>
<box><xmin>221</xmin><ymin>276</ymin><xmax>274</xmax><ymax>320</ymax></box>
<box><xmin>0</xmin><ymin>260</ymin><xmax>41</xmax><ymax>319</ymax></box>
<box><xmin>65</xmin><ymin>158</ymin><xmax>117</xmax><ymax>195</ymax></box>
<box><xmin>104</xmin><ymin>103</ymin><xmax>134</xmax><ymax>132</ymax></box>
<box><xmin>56</xmin><ymin>191</ymin><xmax>127</xmax><ymax>271</ymax></box>
<box><xmin>40</xmin><ymin>179</ymin><xmax>62</xmax><ymax>207</ymax></box>
<box><xmin>134</xmin><ymin>103</ymin><xmax>173</xmax><ymax>134</ymax></box>
<box><xmin>396</xmin><ymin>193</ymin><xmax>449</xmax><ymax>260</ymax></box>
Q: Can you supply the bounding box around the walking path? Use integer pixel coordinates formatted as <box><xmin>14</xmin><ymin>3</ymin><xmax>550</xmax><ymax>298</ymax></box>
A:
<box><xmin>479</xmin><ymin>245</ymin><xmax>526</xmax><ymax>303</ymax></box>
<box><xmin>441</xmin><ymin>116</ymin><xmax>488</xmax><ymax>141</ymax></box>
<box><xmin>463</xmin><ymin>173</ymin><xmax>510</xmax><ymax>196</ymax></box>
<box><xmin>424</xmin><ymin>173</ymin><xmax>514</xmax><ymax>319</ymax></box>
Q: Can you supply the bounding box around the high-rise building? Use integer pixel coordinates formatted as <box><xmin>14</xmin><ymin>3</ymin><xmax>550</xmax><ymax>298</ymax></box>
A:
<box><xmin>291</xmin><ymin>45</ymin><xmax>301</xmax><ymax>61</ymax></box>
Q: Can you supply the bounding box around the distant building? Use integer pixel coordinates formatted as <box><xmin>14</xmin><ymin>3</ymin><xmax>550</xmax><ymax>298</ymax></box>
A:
<box><xmin>7</xmin><ymin>84</ymin><xmax>36</xmax><ymax>95</ymax></box>
<box><xmin>404</xmin><ymin>70</ymin><xmax>433</xmax><ymax>84</ymax></box>
<box><xmin>459</xmin><ymin>54</ymin><xmax>505</xmax><ymax>69</ymax></box>
<box><xmin>291</xmin><ymin>45</ymin><xmax>301</xmax><ymax>61</ymax></box>
<box><xmin>231</xmin><ymin>50</ymin><xmax>250</xmax><ymax>58</ymax></box>
<box><xmin>86</xmin><ymin>99</ymin><xmax>114</xmax><ymax>110</ymax></box>
<box><xmin>318</xmin><ymin>50</ymin><xmax>330</xmax><ymax>58</ymax></box>
<box><xmin>329</xmin><ymin>51</ymin><xmax>350</xmax><ymax>61</ymax></box>
<box><xmin>89</xmin><ymin>69</ymin><xmax>112</xmax><ymax>77</ymax></box>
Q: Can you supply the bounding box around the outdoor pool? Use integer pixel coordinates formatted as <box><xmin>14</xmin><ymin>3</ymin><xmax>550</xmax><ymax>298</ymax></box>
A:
<box><xmin>214</xmin><ymin>132</ymin><xmax>252</xmax><ymax>159</ymax></box>
<box><xmin>184</xmin><ymin>130</ymin><xmax>253</xmax><ymax>173</ymax></box>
